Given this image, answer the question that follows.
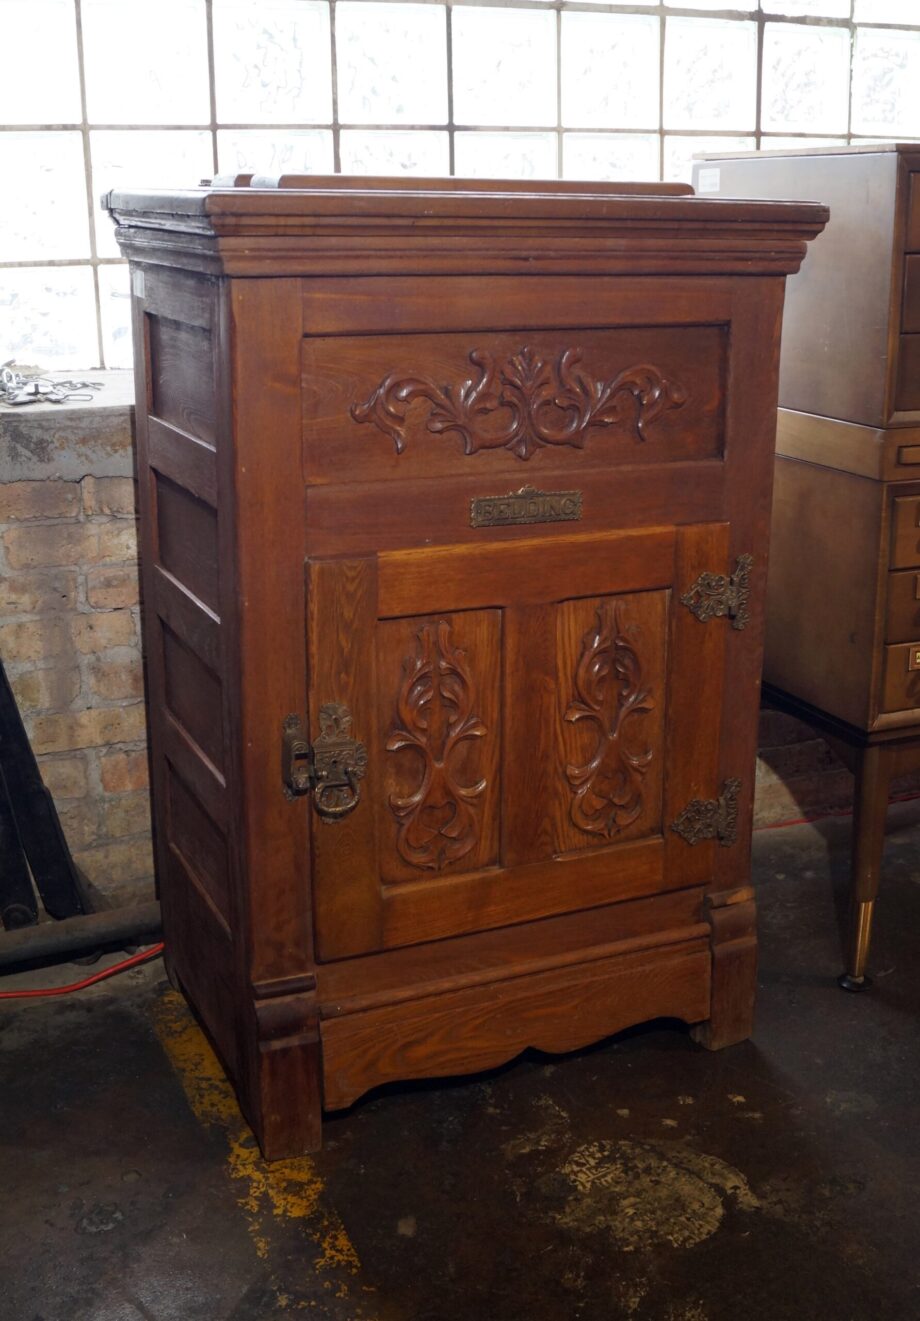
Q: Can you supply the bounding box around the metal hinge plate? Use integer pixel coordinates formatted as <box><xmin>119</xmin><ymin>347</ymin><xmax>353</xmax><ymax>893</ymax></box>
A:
<box><xmin>680</xmin><ymin>554</ymin><xmax>753</xmax><ymax>631</ymax></box>
<box><xmin>671</xmin><ymin>778</ymin><xmax>741</xmax><ymax>848</ymax></box>
<box><xmin>282</xmin><ymin>704</ymin><xmax>367</xmax><ymax>822</ymax></box>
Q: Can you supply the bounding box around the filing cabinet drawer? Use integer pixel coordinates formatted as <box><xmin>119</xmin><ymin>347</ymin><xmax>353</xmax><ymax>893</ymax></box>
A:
<box><xmin>907</xmin><ymin>172</ymin><xmax>920</xmax><ymax>252</ymax></box>
<box><xmin>887</xmin><ymin>568</ymin><xmax>920</xmax><ymax>642</ymax></box>
<box><xmin>903</xmin><ymin>255</ymin><xmax>920</xmax><ymax>333</ymax></box>
<box><xmin>895</xmin><ymin>334</ymin><xmax>920</xmax><ymax>412</ymax></box>
<box><xmin>890</xmin><ymin>495</ymin><xmax>920</xmax><ymax>568</ymax></box>
<box><xmin>881</xmin><ymin>641</ymin><xmax>920</xmax><ymax>713</ymax></box>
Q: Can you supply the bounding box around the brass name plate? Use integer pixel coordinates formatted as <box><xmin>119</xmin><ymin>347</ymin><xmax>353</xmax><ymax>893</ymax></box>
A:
<box><xmin>470</xmin><ymin>486</ymin><xmax>583</xmax><ymax>529</ymax></box>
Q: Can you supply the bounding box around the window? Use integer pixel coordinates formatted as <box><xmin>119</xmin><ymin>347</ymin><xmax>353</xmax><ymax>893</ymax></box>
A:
<box><xmin>3</xmin><ymin>0</ymin><xmax>919</xmax><ymax>370</ymax></box>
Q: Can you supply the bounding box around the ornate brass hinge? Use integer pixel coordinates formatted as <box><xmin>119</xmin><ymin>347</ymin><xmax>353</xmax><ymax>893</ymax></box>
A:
<box><xmin>282</xmin><ymin>704</ymin><xmax>367</xmax><ymax>822</ymax></box>
<box><xmin>671</xmin><ymin>778</ymin><xmax>741</xmax><ymax>847</ymax></box>
<box><xmin>680</xmin><ymin>554</ymin><xmax>753</xmax><ymax>630</ymax></box>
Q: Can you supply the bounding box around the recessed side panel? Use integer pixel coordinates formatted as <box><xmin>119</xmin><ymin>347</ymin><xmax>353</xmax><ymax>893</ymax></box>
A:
<box><xmin>148</xmin><ymin>314</ymin><xmax>217</xmax><ymax>445</ymax></box>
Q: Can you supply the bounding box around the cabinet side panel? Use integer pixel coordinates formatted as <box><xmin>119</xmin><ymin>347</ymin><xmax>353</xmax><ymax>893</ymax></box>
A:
<box><xmin>130</xmin><ymin>267</ymin><xmax>242</xmax><ymax>1081</ymax></box>
<box><xmin>764</xmin><ymin>457</ymin><xmax>882</xmax><ymax>730</ymax></box>
<box><xmin>694</xmin><ymin>152</ymin><xmax>897</xmax><ymax>428</ymax></box>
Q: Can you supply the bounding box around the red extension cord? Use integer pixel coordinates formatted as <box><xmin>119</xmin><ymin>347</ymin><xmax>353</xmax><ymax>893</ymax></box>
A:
<box><xmin>0</xmin><ymin>942</ymin><xmax>165</xmax><ymax>1001</ymax></box>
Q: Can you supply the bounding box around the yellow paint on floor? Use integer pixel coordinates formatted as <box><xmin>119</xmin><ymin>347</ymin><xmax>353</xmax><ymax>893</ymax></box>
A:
<box><xmin>152</xmin><ymin>990</ymin><xmax>360</xmax><ymax>1285</ymax></box>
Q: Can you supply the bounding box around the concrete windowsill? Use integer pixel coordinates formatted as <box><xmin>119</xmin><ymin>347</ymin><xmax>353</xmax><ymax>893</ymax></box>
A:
<box><xmin>0</xmin><ymin>370</ymin><xmax>137</xmax><ymax>483</ymax></box>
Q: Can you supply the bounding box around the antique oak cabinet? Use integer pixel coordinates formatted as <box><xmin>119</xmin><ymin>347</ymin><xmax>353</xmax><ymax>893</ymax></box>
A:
<box><xmin>694</xmin><ymin>145</ymin><xmax>920</xmax><ymax>990</ymax></box>
<box><xmin>105</xmin><ymin>177</ymin><xmax>826</xmax><ymax>1157</ymax></box>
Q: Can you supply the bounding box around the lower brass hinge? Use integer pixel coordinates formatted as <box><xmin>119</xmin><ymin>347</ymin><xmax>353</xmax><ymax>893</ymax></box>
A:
<box><xmin>282</xmin><ymin>704</ymin><xmax>367</xmax><ymax>822</ymax></box>
<box><xmin>671</xmin><ymin>778</ymin><xmax>741</xmax><ymax>847</ymax></box>
<box><xmin>680</xmin><ymin>554</ymin><xmax>753</xmax><ymax>630</ymax></box>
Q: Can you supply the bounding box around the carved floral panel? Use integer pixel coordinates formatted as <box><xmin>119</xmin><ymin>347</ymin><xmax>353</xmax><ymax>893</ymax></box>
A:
<box><xmin>302</xmin><ymin>326</ymin><xmax>724</xmax><ymax>485</ymax></box>
<box><xmin>556</xmin><ymin>592</ymin><xmax>667</xmax><ymax>852</ymax></box>
<box><xmin>378</xmin><ymin>611</ymin><xmax>500</xmax><ymax>881</ymax></box>
<box><xmin>351</xmin><ymin>346</ymin><xmax>687</xmax><ymax>460</ymax></box>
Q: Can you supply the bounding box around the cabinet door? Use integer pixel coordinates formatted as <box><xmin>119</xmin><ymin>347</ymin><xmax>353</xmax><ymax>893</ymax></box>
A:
<box><xmin>307</xmin><ymin>523</ymin><xmax>727</xmax><ymax>960</ymax></box>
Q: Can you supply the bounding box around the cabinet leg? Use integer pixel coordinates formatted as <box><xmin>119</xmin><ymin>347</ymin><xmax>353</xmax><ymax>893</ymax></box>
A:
<box><xmin>838</xmin><ymin>744</ymin><xmax>890</xmax><ymax>993</ymax></box>
<box><xmin>250</xmin><ymin>988</ymin><xmax>324</xmax><ymax>1158</ymax></box>
<box><xmin>692</xmin><ymin>887</ymin><xmax>757</xmax><ymax>1050</ymax></box>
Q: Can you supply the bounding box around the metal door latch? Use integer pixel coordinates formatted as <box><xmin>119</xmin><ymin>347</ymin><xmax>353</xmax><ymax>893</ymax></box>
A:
<box><xmin>680</xmin><ymin>554</ymin><xmax>753</xmax><ymax>631</ymax></box>
<box><xmin>282</xmin><ymin>704</ymin><xmax>367</xmax><ymax>821</ymax></box>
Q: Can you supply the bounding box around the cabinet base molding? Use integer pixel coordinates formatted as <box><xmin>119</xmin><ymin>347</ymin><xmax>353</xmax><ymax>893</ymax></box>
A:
<box><xmin>321</xmin><ymin>939</ymin><xmax>711</xmax><ymax>1112</ymax></box>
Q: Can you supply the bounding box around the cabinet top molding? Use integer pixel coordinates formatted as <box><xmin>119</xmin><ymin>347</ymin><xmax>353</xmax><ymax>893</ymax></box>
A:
<box><xmin>103</xmin><ymin>174</ymin><xmax>828</xmax><ymax>279</ymax></box>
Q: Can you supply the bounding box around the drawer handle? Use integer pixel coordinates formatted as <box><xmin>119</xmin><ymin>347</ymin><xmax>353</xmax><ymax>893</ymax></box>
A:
<box><xmin>282</xmin><ymin>706</ymin><xmax>368</xmax><ymax>821</ymax></box>
<box><xmin>914</xmin><ymin>573</ymin><xmax>920</xmax><ymax>601</ymax></box>
<box><xmin>908</xmin><ymin>649</ymin><xmax>920</xmax><ymax>673</ymax></box>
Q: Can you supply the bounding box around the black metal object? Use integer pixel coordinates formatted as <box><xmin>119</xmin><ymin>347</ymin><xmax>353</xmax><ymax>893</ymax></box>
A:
<box><xmin>0</xmin><ymin>658</ymin><xmax>87</xmax><ymax>924</ymax></box>
<box><xmin>0</xmin><ymin>901</ymin><xmax>161</xmax><ymax>969</ymax></box>
<box><xmin>0</xmin><ymin>769</ymin><xmax>38</xmax><ymax>930</ymax></box>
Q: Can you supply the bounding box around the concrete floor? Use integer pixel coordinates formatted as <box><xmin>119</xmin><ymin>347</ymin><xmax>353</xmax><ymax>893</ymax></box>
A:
<box><xmin>3</xmin><ymin>810</ymin><xmax>920</xmax><ymax>1321</ymax></box>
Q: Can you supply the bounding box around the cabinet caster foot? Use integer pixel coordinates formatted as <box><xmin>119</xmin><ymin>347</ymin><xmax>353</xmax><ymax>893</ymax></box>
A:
<box><xmin>837</xmin><ymin>972</ymin><xmax>872</xmax><ymax>993</ymax></box>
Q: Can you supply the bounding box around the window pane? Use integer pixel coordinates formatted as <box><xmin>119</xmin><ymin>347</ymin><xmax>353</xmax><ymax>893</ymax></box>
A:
<box><xmin>561</xmin><ymin>14</ymin><xmax>659</xmax><ymax>131</ymax></box>
<box><xmin>664</xmin><ymin>135</ymin><xmax>755</xmax><ymax>183</ymax></box>
<box><xmin>213</xmin><ymin>0</ymin><xmax>332</xmax><ymax>125</ymax></box>
<box><xmin>217</xmin><ymin>130</ymin><xmax>334</xmax><ymax>176</ymax></box>
<box><xmin>666</xmin><ymin>1</ymin><xmax>755</xmax><ymax>7</ymax></box>
<box><xmin>337</xmin><ymin>3</ymin><xmax>446</xmax><ymax>126</ymax></box>
<box><xmin>339</xmin><ymin>131</ymin><xmax>449</xmax><ymax>176</ymax></box>
<box><xmin>82</xmin><ymin>0</ymin><xmax>209</xmax><ymax>125</ymax></box>
<box><xmin>454</xmin><ymin>133</ymin><xmax>557</xmax><ymax>180</ymax></box>
<box><xmin>854</xmin><ymin>1</ymin><xmax>920</xmax><ymax>20</ymax></box>
<box><xmin>762</xmin><ymin>0</ymin><xmax>850</xmax><ymax>16</ymax></box>
<box><xmin>762</xmin><ymin>23</ymin><xmax>850</xmax><ymax>134</ymax></box>
<box><xmin>564</xmin><ymin>134</ymin><xmax>660</xmax><ymax>182</ymax></box>
<box><xmin>0</xmin><ymin>268</ymin><xmax>97</xmax><ymax>371</ymax></box>
<box><xmin>0</xmin><ymin>0</ymin><xmax>81</xmax><ymax>124</ymax></box>
<box><xmin>852</xmin><ymin>27</ymin><xmax>920</xmax><ymax>137</ymax></box>
<box><xmin>664</xmin><ymin>19</ymin><xmax>758</xmax><ymax>131</ymax></box>
<box><xmin>92</xmin><ymin>131</ymin><xmax>214</xmax><ymax>259</ymax></box>
<box><xmin>98</xmin><ymin>265</ymin><xmax>133</xmax><ymax>371</ymax></box>
<box><xmin>0</xmin><ymin>133</ymin><xmax>90</xmax><ymax>261</ymax></box>
<box><xmin>452</xmin><ymin>8</ymin><xmax>557</xmax><ymax>129</ymax></box>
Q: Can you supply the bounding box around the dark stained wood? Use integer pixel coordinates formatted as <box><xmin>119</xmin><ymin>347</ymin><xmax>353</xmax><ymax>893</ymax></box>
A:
<box><xmin>301</xmin><ymin>273</ymin><xmax>733</xmax><ymax>337</ymax></box>
<box><xmin>154</xmin><ymin>472</ymin><xmax>219</xmax><ymax>612</ymax></box>
<box><xmin>162</xmin><ymin>625</ymin><xmax>224</xmax><ymax>771</ymax></box>
<box><xmin>166</xmin><ymin>765</ymin><xmax>231</xmax><ymax>931</ymax></box>
<box><xmin>147</xmin><ymin>415</ymin><xmax>217</xmax><ymax>506</ymax></box>
<box><xmin>152</xmin><ymin>567</ymin><xmax>221</xmax><ymax>672</ymax></box>
<box><xmin>108</xmin><ymin>176</ymin><xmax>824</xmax><ymax>1157</ymax></box>
<box><xmin>147</xmin><ymin>315</ymin><xmax>217</xmax><ymax>444</ymax></box>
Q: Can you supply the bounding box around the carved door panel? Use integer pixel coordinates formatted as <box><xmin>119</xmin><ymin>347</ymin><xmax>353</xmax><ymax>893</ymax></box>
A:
<box><xmin>307</xmin><ymin>523</ymin><xmax>728</xmax><ymax>961</ymax></box>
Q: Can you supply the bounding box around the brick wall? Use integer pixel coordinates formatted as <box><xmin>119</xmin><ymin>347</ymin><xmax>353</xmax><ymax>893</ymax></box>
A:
<box><xmin>0</xmin><ymin>377</ymin><xmax>153</xmax><ymax>906</ymax></box>
<box><xmin>1</xmin><ymin>381</ymin><xmax>916</xmax><ymax>911</ymax></box>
